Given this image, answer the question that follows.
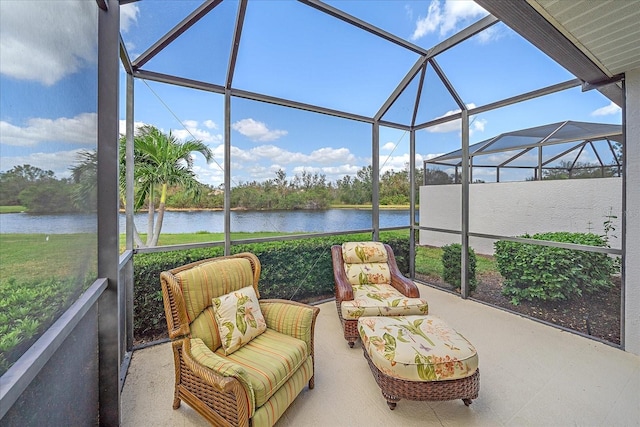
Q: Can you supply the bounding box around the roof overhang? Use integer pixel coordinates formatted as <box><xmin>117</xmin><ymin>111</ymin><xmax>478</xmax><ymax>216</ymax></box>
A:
<box><xmin>474</xmin><ymin>0</ymin><xmax>639</xmax><ymax>108</ymax></box>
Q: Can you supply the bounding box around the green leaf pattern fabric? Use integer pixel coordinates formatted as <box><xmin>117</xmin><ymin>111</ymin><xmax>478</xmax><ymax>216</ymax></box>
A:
<box><xmin>341</xmin><ymin>283</ymin><xmax>429</xmax><ymax>320</ymax></box>
<box><xmin>342</xmin><ymin>242</ymin><xmax>388</xmax><ymax>264</ymax></box>
<box><xmin>212</xmin><ymin>285</ymin><xmax>267</xmax><ymax>355</ymax></box>
<box><xmin>358</xmin><ymin>315</ymin><xmax>478</xmax><ymax>382</ymax></box>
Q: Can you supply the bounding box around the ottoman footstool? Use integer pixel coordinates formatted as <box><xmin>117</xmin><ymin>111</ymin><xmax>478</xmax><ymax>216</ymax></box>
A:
<box><xmin>358</xmin><ymin>315</ymin><xmax>479</xmax><ymax>409</ymax></box>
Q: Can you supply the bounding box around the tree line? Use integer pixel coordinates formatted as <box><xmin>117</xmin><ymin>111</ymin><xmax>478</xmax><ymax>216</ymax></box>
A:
<box><xmin>0</xmin><ymin>162</ymin><xmax>426</xmax><ymax>213</ymax></box>
<box><xmin>1</xmin><ymin>125</ymin><xmax>621</xmax><ymax>247</ymax></box>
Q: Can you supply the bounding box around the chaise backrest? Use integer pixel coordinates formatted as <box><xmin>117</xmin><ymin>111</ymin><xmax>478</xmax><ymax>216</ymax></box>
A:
<box><xmin>160</xmin><ymin>253</ymin><xmax>261</xmax><ymax>351</ymax></box>
<box><xmin>341</xmin><ymin>242</ymin><xmax>391</xmax><ymax>286</ymax></box>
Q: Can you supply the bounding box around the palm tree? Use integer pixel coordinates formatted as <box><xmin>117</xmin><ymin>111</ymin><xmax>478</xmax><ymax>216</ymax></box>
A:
<box><xmin>69</xmin><ymin>150</ymin><xmax>98</xmax><ymax>211</ymax></box>
<box><xmin>120</xmin><ymin>125</ymin><xmax>214</xmax><ymax>247</ymax></box>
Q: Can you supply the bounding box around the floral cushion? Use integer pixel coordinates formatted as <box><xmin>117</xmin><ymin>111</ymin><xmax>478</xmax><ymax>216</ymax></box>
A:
<box><xmin>212</xmin><ymin>285</ymin><xmax>267</xmax><ymax>355</ymax></box>
<box><xmin>344</xmin><ymin>262</ymin><xmax>391</xmax><ymax>285</ymax></box>
<box><xmin>341</xmin><ymin>284</ymin><xmax>429</xmax><ymax>320</ymax></box>
<box><xmin>342</xmin><ymin>242</ymin><xmax>388</xmax><ymax>264</ymax></box>
<box><xmin>358</xmin><ymin>315</ymin><xmax>478</xmax><ymax>382</ymax></box>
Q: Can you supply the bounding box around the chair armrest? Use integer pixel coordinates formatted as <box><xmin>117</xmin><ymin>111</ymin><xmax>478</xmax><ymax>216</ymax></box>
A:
<box><xmin>182</xmin><ymin>338</ymin><xmax>256</xmax><ymax>416</ymax></box>
<box><xmin>259</xmin><ymin>299</ymin><xmax>320</xmax><ymax>354</ymax></box>
<box><xmin>332</xmin><ymin>245</ymin><xmax>353</xmax><ymax>301</ymax></box>
<box><xmin>384</xmin><ymin>244</ymin><xmax>420</xmax><ymax>298</ymax></box>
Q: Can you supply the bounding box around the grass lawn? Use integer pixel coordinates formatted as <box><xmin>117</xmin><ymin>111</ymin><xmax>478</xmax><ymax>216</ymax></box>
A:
<box><xmin>1</xmin><ymin>234</ymin><xmax>97</xmax><ymax>281</ymax></box>
<box><xmin>414</xmin><ymin>245</ymin><xmax>497</xmax><ymax>277</ymax></box>
<box><xmin>0</xmin><ymin>206</ymin><xmax>26</xmax><ymax>213</ymax></box>
<box><xmin>119</xmin><ymin>231</ymin><xmax>301</xmax><ymax>251</ymax></box>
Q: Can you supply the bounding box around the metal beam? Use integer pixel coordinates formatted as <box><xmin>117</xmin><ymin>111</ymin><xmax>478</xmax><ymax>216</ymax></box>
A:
<box><xmin>135</xmin><ymin>69</ymin><xmax>226</xmax><ymax>94</ymax></box>
<box><xmin>461</xmin><ymin>110</ymin><xmax>470</xmax><ymax>298</ymax></box>
<box><xmin>299</xmin><ymin>0</ymin><xmax>429</xmax><ymax>56</ymax></box>
<box><xmin>226</xmin><ymin>0</ymin><xmax>247</xmax><ymax>89</ymax></box>
<box><xmin>98</xmin><ymin>0</ymin><xmax>121</xmax><ymax>424</ymax></box>
<box><xmin>430</xmin><ymin>58</ymin><xmax>466</xmax><ymax>111</ymax></box>
<box><xmin>372</xmin><ymin>122</ymin><xmax>380</xmax><ymax>241</ymax></box>
<box><xmin>411</xmin><ymin>66</ymin><xmax>427</xmax><ymax>127</ymax></box>
<box><xmin>230</xmin><ymin>88</ymin><xmax>374</xmax><ymax>124</ymax></box>
<box><xmin>375</xmin><ymin>57</ymin><xmax>428</xmax><ymax>122</ymax></box>
<box><xmin>468</xmin><ymin>79</ymin><xmax>581</xmax><ymax>116</ymax></box>
<box><xmin>133</xmin><ymin>0</ymin><xmax>222</xmax><ymax>69</ymax></box>
<box><xmin>119</xmin><ymin>35</ymin><xmax>133</xmax><ymax>75</ymax></box>
<box><xmin>427</xmin><ymin>14</ymin><xmax>499</xmax><ymax>58</ymax></box>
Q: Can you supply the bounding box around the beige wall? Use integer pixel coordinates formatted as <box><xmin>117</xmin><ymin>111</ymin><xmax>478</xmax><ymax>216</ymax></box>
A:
<box><xmin>419</xmin><ymin>178</ymin><xmax>623</xmax><ymax>254</ymax></box>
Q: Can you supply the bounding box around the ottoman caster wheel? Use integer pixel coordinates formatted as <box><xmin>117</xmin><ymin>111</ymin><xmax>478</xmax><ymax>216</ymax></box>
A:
<box><xmin>348</xmin><ymin>341</ymin><xmax>355</xmax><ymax>348</ymax></box>
<box><xmin>386</xmin><ymin>401</ymin><xmax>397</xmax><ymax>410</ymax></box>
<box><xmin>463</xmin><ymin>398</ymin><xmax>473</xmax><ymax>406</ymax></box>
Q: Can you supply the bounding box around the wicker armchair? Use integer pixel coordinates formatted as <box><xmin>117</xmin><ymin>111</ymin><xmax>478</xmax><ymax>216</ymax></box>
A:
<box><xmin>160</xmin><ymin>253</ymin><xmax>320</xmax><ymax>427</ymax></box>
<box><xmin>332</xmin><ymin>242</ymin><xmax>429</xmax><ymax>347</ymax></box>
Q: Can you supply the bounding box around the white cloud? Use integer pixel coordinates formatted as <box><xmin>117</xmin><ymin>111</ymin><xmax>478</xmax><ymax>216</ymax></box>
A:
<box><xmin>232</xmin><ymin>118</ymin><xmax>288</xmax><ymax>142</ymax></box>
<box><xmin>118</xmin><ymin>120</ymin><xmax>148</xmax><ymax>136</ymax></box>
<box><xmin>173</xmin><ymin>120</ymin><xmax>222</xmax><ymax>144</ymax></box>
<box><xmin>120</xmin><ymin>3</ymin><xmax>139</xmax><ymax>33</ymax></box>
<box><xmin>309</xmin><ymin>147</ymin><xmax>355</xmax><ymax>164</ymax></box>
<box><xmin>1</xmin><ymin>113</ymin><xmax>97</xmax><ymax>147</ymax></box>
<box><xmin>476</xmin><ymin>25</ymin><xmax>502</xmax><ymax>44</ymax></box>
<box><xmin>204</xmin><ymin>120</ymin><xmax>218</xmax><ymax>129</ymax></box>
<box><xmin>411</xmin><ymin>0</ymin><xmax>488</xmax><ymax>41</ymax></box>
<box><xmin>382</xmin><ymin>142</ymin><xmax>396</xmax><ymax>151</ymax></box>
<box><xmin>591</xmin><ymin>101</ymin><xmax>621</xmax><ymax>117</ymax></box>
<box><xmin>0</xmin><ymin>1</ymin><xmax>97</xmax><ymax>86</ymax></box>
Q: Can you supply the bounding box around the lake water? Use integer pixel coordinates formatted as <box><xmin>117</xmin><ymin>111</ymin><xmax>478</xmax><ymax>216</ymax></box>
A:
<box><xmin>0</xmin><ymin>209</ymin><xmax>416</xmax><ymax>234</ymax></box>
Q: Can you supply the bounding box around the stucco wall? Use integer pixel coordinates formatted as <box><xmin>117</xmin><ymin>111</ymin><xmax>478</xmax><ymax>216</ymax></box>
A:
<box><xmin>419</xmin><ymin>178</ymin><xmax>622</xmax><ymax>254</ymax></box>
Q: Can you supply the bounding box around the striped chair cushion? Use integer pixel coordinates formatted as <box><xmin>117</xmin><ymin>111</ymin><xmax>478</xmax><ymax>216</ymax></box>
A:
<box><xmin>218</xmin><ymin>328</ymin><xmax>309</xmax><ymax>408</ymax></box>
<box><xmin>251</xmin><ymin>356</ymin><xmax>313</xmax><ymax>427</ymax></box>
<box><xmin>176</xmin><ymin>257</ymin><xmax>255</xmax><ymax>323</ymax></box>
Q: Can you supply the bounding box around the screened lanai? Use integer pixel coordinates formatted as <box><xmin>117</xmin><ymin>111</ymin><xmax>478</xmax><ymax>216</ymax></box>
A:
<box><xmin>1</xmin><ymin>1</ymin><xmax>640</xmax><ymax>426</ymax></box>
<box><xmin>425</xmin><ymin>120</ymin><xmax>623</xmax><ymax>182</ymax></box>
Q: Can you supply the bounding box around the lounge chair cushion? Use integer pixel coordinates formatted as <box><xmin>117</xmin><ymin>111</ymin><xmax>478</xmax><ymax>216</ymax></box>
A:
<box><xmin>340</xmin><ymin>283</ymin><xmax>429</xmax><ymax>320</ymax></box>
<box><xmin>212</xmin><ymin>285</ymin><xmax>267</xmax><ymax>354</ymax></box>
<box><xmin>341</xmin><ymin>241</ymin><xmax>388</xmax><ymax>263</ymax></box>
<box><xmin>358</xmin><ymin>315</ymin><xmax>478</xmax><ymax>382</ymax></box>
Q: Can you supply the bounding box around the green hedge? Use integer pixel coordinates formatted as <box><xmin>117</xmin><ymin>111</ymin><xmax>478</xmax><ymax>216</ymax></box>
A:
<box><xmin>441</xmin><ymin>243</ymin><xmax>477</xmax><ymax>292</ymax></box>
<box><xmin>133</xmin><ymin>233</ymin><xmax>409</xmax><ymax>340</ymax></box>
<box><xmin>494</xmin><ymin>232</ymin><xmax>615</xmax><ymax>304</ymax></box>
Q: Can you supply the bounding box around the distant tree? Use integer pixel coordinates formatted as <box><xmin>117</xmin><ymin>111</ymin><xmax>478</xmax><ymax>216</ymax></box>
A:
<box><xmin>380</xmin><ymin>168</ymin><xmax>410</xmax><ymax>205</ymax></box>
<box><xmin>18</xmin><ymin>179</ymin><xmax>74</xmax><ymax>213</ymax></box>
<box><xmin>542</xmin><ymin>160</ymin><xmax>618</xmax><ymax>180</ymax></box>
<box><xmin>424</xmin><ymin>167</ymin><xmax>453</xmax><ymax>185</ymax></box>
<box><xmin>0</xmin><ymin>164</ymin><xmax>56</xmax><ymax>205</ymax></box>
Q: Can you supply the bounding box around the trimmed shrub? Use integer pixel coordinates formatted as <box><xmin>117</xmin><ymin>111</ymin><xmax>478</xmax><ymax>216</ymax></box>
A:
<box><xmin>441</xmin><ymin>243</ymin><xmax>477</xmax><ymax>292</ymax></box>
<box><xmin>494</xmin><ymin>232</ymin><xmax>615</xmax><ymax>305</ymax></box>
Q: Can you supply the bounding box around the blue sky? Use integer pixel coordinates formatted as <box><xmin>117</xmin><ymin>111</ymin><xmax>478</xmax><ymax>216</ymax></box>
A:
<box><xmin>1</xmin><ymin>0</ymin><xmax>622</xmax><ymax>186</ymax></box>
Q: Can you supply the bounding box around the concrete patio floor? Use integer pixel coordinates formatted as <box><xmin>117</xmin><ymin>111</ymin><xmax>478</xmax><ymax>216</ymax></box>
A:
<box><xmin>122</xmin><ymin>284</ymin><xmax>640</xmax><ymax>426</ymax></box>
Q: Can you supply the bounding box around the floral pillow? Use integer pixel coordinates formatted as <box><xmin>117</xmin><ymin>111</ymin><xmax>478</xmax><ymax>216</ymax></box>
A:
<box><xmin>212</xmin><ymin>286</ymin><xmax>267</xmax><ymax>355</ymax></box>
